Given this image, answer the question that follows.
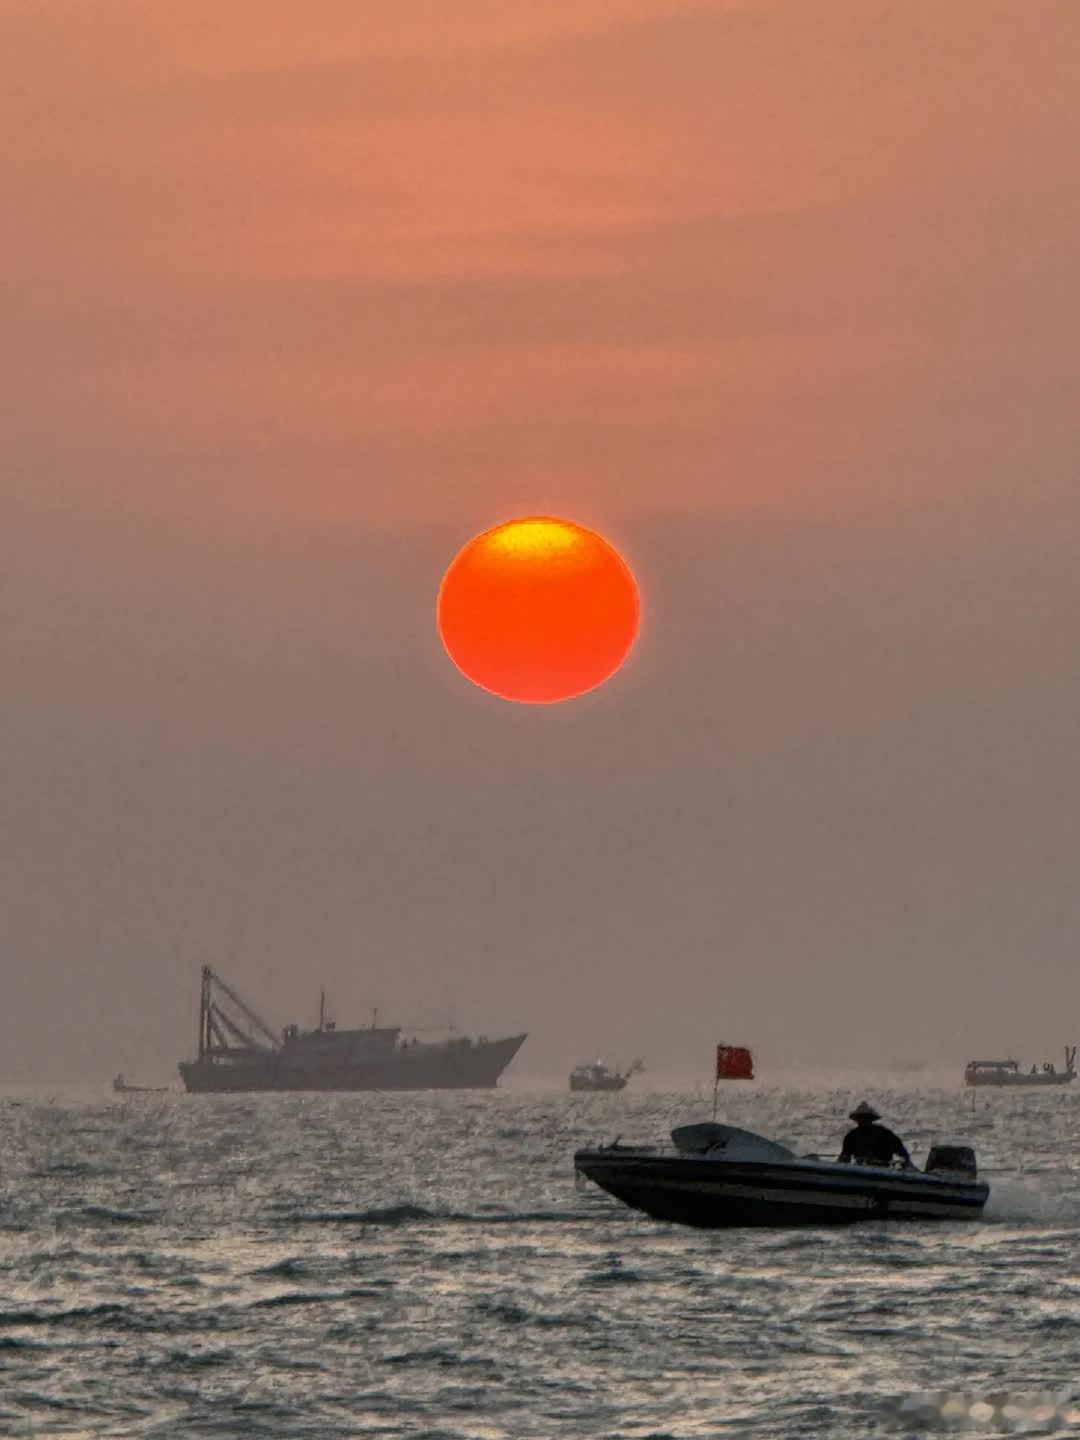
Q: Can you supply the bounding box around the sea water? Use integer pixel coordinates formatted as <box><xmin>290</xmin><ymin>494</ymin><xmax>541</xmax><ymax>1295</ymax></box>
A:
<box><xmin>1</xmin><ymin>1085</ymin><xmax>1077</xmax><ymax>1437</ymax></box>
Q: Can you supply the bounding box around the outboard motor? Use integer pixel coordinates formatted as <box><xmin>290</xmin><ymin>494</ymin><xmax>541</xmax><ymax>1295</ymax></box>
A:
<box><xmin>925</xmin><ymin>1144</ymin><xmax>977</xmax><ymax>1178</ymax></box>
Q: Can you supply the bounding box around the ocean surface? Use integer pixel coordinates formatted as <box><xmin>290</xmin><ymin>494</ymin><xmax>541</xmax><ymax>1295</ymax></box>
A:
<box><xmin>1</xmin><ymin>1084</ymin><xmax>1078</xmax><ymax>1438</ymax></box>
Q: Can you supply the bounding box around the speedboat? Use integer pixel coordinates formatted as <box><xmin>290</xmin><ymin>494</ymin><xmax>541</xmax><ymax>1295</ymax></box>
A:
<box><xmin>574</xmin><ymin>1122</ymin><xmax>989</xmax><ymax>1227</ymax></box>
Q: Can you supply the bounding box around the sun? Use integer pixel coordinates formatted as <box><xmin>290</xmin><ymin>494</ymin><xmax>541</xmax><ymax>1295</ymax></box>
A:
<box><xmin>437</xmin><ymin>516</ymin><xmax>640</xmax><ymax>704</ymax></box>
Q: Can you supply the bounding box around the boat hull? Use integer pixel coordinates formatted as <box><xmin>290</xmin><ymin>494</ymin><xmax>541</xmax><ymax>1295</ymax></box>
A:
<box><xmin>569</xmin><ymin>1076</ymin><xmax>628</xmax><ymax>1092</ymax></box>
<box><xmin>574</xmin><ymin>1150</ymin><xmax>988</xmax><ymax>1227</ymax></box>
<box><xmin>965</xmin><ymin>1073</ymin><xmax>1073</xmax><ymax>1087</ymax></box>
<box><xmin>180</xmin><ymin>1033</ymin><xmax>527</xmax><ymax>1093</ymax></box>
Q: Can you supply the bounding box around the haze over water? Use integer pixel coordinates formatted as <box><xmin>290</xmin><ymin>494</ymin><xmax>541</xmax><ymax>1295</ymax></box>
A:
<box><xmin>6</xmin><ymin>1</ymin><xmax>1080</xmax><ymax>1083</ymax></box>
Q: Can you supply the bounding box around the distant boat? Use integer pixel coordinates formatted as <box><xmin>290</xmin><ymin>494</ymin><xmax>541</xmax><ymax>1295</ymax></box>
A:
<box><xmin>179</xmin><ymin>966</ymin><xmax>526</xmax><ymax>1092</ymax></box>
<box><xmin>715</xmin><ymin>1044</ymin><xmax>754</xmax><ymax>1081</ymax></box>
<box><xmin>569</xmin><ymin>1059</ymin><xmax>644</xmax><ymax>1093</ymax></box>
<box><xmin>112</xmin><ymin>1074</ymin><xmax>167</xmax><ymax>1094</ymax></box>
<box><xmin>964</xmin><ymin>1047</ymin><xmax>1076</xmax><ymax>1088</ymax></box>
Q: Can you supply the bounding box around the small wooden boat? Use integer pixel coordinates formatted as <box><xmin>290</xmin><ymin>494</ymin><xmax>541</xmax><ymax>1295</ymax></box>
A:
<box><xmin>575</xmin><ymin>1122</ymin><xmax>989</xmax><ymax>1227</ymax></box>
<box><xmin>964</xmin><ymin>1047</ymin><xmax>1076</xmax><ymax>1088</ymax></box>
<box><xmin>112</xmin><ymin>1074</ymin><xmax>168</xmax><ymax>1094</ymax></box>
<box><xmin>569</xmin><ymin>1059</ymin><xmax>644</xmax><ymax>1092</ymax></box>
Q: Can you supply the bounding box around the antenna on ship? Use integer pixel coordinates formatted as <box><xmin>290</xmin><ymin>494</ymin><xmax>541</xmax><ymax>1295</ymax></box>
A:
<box><xmin>319</xmin><ymin>988</ymin><xmax>326</xmax><ymax>1031</ymax></box>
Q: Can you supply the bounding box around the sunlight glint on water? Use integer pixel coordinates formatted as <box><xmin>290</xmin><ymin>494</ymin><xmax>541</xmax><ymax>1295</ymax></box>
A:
<box><xmin>0</xmin><ymin>1086</ymin><xmax>1077</xmax><ymax>1437</ymax></box>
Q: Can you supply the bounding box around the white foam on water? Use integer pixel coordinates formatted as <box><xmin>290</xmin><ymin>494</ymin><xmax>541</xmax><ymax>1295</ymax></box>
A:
<box><xmin>983</xmin><ymin>1173</ymin><xmax>1080</xmax><ymax>1226</ymax></box>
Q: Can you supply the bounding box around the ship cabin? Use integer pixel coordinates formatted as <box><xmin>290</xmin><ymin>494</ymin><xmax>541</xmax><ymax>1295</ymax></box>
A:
<box><xmin>572</xmin><ymin>1062</ymin><xmax>614</xmax><ymax>1084</ymax></box>
<box><xmin>964</xmin><ymin>1059</ymin><xmax>1019</xmax><ymax>1083</ymax></box>
<box><xmin>281</xmin><ymin>1022</ymin><xmax>402</xmax><ymax>1058</ymax></box>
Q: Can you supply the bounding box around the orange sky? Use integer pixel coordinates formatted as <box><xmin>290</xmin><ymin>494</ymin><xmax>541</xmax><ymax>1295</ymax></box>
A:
<box><xmin>5</xmin><ymin>2</ymin><xmax>1080</xmax><ymax>1078</ymax></box>
<box><xmin>9</xmin><ymin>0</ymin><xmax>1080</xmax><ymax>531</ymax></box>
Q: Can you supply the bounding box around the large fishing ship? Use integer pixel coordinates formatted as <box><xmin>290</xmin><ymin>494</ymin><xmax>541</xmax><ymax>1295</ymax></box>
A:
<box><xmin>178</xmin><ymin>967</ymin><xmax>527</xmax><ymax>1093</ymax></box>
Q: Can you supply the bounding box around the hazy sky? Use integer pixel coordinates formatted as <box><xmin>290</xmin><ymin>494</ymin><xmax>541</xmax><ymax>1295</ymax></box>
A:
<box><xmin>5</xmin><ymin>1</ymin><xmax>1080</xmax><ymax>1082</ymax></box>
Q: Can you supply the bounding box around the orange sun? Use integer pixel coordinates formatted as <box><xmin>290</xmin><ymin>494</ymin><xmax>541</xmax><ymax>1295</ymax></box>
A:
<box><xmin>437</xmin><ymin>517</ymin><xmax>641</xmax><ymax>704</ymax></box>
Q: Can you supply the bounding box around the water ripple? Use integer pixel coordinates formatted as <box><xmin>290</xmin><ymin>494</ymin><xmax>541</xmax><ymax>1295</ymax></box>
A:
<box><xmin>1</xmin><ymin>1085</ymin><xmax>1078</xmax><ymax>1437</ymax></box>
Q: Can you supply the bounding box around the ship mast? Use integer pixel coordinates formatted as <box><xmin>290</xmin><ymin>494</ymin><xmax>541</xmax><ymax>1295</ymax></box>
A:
<box><xmin>198</xmin><ymin>965</ymin><xmax>212</xmax><ymax>1059</ymax></box>
<box><xmin>198</xmin><ymin>965</ymin><xmax>281</xmax><ymax>1054</ymax></box>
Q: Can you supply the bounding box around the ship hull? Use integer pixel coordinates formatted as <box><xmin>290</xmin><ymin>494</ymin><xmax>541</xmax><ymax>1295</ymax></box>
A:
<box><xmin>574</xmin><ymin>1151</ymin><xmax>988</xmax><ymax>1227</ymax></box>
<box><xmin>179</xmin><ymin>1033</ymin><xmax>527</xmax><ymax>1093</ymax></box>
<box><xmin>965</xmin><ymin>1073</ymin><xmax>1073</xmax><ymax>1088</ymax></box>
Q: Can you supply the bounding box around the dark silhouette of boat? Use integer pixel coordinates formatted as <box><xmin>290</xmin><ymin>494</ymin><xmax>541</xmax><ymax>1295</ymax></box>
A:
<box><xmin>964</xmin><ymin>1047</ymin><xmax>1076</xmax><ymax>1087</ymax></box>
<box><xmin>113</xmin><ymin>1074</ymin><xmax>168</xmax><ymax>1094</ymax></box>
<box><xmin>575</xmin><ymin>1122</ymin><xmax>989</xmax><ymax>1227</ymax></box>
<box><xmin>569</xmin><ymin>1059</ymin><xmax>644</xmax><ymax>1092</ymax></box>
<box><xmin>178</xmin><ymin>967</ymin><xmax>527</xmax><ymax>1093</ymax></box>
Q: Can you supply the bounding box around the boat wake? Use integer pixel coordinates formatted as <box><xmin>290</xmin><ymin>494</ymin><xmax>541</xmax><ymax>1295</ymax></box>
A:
<box><xmin>982</xmin><ymin>1175</ymin><xmax>1080</xmax><ymax>1226</ymax></box>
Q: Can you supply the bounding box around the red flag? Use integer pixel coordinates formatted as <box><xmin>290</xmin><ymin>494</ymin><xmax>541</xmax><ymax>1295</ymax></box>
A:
<box><xmin>716</xmin><ymin>1044</ymin><xmax>754</xmax><ymax>1081</ymax></box>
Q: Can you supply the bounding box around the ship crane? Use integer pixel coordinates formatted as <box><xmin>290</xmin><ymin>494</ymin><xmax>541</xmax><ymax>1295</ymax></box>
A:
<box><xmin>197</xmin><ymin>965</ymin><xmax>281</xmax><ymax>1058</ymax></box>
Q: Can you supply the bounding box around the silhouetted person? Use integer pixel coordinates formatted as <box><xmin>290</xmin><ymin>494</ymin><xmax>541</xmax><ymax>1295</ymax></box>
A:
<box><xmin>838</xmin><ymin>1101</ymin><xmax>911</xmax><ymax>1167</ymax></box>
